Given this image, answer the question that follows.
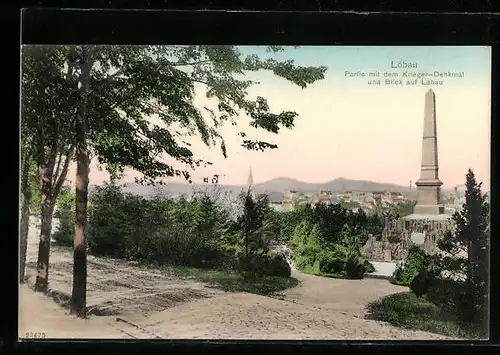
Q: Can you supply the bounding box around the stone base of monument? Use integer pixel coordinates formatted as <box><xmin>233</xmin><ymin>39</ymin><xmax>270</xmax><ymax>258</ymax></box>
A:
<box><xmin>364</xmin><ymin>261</ymin><xmax>398</xmax><ymax>280</ymax></box>
<box><xmin>410</xmin><ymin>232</ymin><xmax>426</xmax><ymax>246</ymax></box>
<box><xmin>413</xmin><ymin>204</ymin><xmax>445</xmax><ymax>215</ymax></box>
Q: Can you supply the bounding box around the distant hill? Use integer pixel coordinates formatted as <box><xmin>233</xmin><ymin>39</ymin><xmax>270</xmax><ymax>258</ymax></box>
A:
<box><xmin>251</xmin><ymin>177</ymin><xmax>314</xmax><ymax>193</ymax></box>
<box><xmin>89</xmin><ymin>176</ymin><xmax>410</xmax><ymax>199</ymax></box>
<box><xmin>252</xmin><ymin>177</ymin><xmax>408</xmax><ymax>193</ymax></box>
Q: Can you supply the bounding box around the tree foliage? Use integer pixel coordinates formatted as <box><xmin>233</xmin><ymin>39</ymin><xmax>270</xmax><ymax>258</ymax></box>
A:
<box><xmin>434</xmin><ymin>169</ymin><xmax>489</xmax><ymax>324</ymax></box>
<box><xmin>235</xmin><ymin>190</ymin><xmax>274</xmax><ymax>256</ymax></box>
<box><xmin>22</xmin><ymin>44</ymin><xmax>327</xmax><ymax>313</ymax></box>
<box><xmin>389</xmin><ymin>170</ymin><xmax>488</xmax><ymax>336</ymax></box>
<box><xmin>87</xmin><ymin>184</ymin><xmax>235</xmax><ymax>268</ymax></box>
<box><xmin>22</xmin><ymin>46</ymin><xmax>77</xmax><ymax>293</ymax></box>
<box><xmin>52</xmin><ymin>187</ymin><xmax>76</xmax><ymax>247</ymax></box>
<box><xmin>82</xmin><ymin>183</ymin><xmax>290</xmax><ymax>277</ymax></box>
<box><xmin>61</xmin><ymin>45</ymin><xmax>327</xmax><ymax>184</ymax></box>
<box><xmin>287</xmin><ymin>203</ymin><xmax>378</xmax><ymax>279</ymax></box>
<box><xmin>392</xmin><ymin>246</ymin><xmax>440</xmax><ymax>287</ymax></box>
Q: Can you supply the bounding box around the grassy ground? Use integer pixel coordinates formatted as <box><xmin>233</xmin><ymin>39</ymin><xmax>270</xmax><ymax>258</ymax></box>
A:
<box><xmin>366</xmin><ymin>291</ymin><xmax>486</xmax><ymax>339</ymax></box>
<box><xmin>171</xmin><ymin>266</ymin><xmax>300</xmax><ymax>296</ymax></box>
<box><xmin>390</xmin><ymin>279</ymin><xmax>410</xmax><ymax>287</ymax></box>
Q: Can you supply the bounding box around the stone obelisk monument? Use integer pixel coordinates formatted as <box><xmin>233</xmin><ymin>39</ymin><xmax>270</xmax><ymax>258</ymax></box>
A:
<box><xmin>413</xmin><ymin>89</ymin><xmax>445</xmax><ymax>215</ymax></box>
<box><xmin>378</xmin><ymin>90</ymin><xmax>453</xmax><ymax>261</ymax></box>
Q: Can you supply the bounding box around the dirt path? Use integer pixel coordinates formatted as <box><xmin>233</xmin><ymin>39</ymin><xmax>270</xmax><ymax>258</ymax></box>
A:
<box><xmin>127</xmin><ymin>272</ymin><xmax>452</xmax><ymax>340</ymax></box>
<box><xmin>19</xmin><ymin>284</ymin><xmax>131</xmax><ymax>339</ymax></box>
<box><xmin>19</xmin><ymin>218</ymin><xmax>453</xmax><ymax>340</ymax></box>
<box><xmin>284</xmin><ymin>271</ymin><xmax>408</xmax><ymax>319</ymax></box>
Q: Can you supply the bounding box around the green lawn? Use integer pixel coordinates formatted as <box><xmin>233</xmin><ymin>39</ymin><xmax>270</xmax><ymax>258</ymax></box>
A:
<box><xmin>366</xmin><ymin>291</ymin><xmax>486</xmax><ymax>339</ymax></box>
<box><xmin>170</xmin><ymin>266</ymin><xmax>300</xmax><ymax>296</ymax></box>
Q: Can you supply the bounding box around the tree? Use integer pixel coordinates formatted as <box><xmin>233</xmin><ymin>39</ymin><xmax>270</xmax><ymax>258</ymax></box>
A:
<box><xmin>20</xmin><ymin>147</ymin><xmax>44</xmax><ymax>283</ymax></box>
<box><xmin>21</xmin><ymin>46</ymin><xmax>77</xmax><ymax>292</ymax></box>
<box><xmin>71</xmin><ymin>46</ymin><xmax>93</xmax><ymax>317</ymax></box>
<box><xmin>242</xmin><ymin>190</ymin><xmax>274</xmax><ymax>256</ymax></box>
<box><xmin>38</xmin><ymin>45</ymin><xmax>326</xmax><ymax>316</ymax></box>
<box><xmin>437</xmin><ymin>169</ymin><xmax>489</xmax><ymax>323</ymax></box>
<box><xmin>234</xmin><ymin>190</ymin><xmax>275</xmax><ymax>277</ymax></box>
<box><xmin>19</xmin><ymin>142</ymin><xmax>34</xmax><ymax>283</ymax></box>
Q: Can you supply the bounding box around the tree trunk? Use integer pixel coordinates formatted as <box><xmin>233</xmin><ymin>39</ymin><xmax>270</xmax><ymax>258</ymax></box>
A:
<box><xmin>34</xmin><ymin>163</ymin><xmax>56</xmax><ymax>293</ymax></box>
<box><xmin>32</xmin><ymin>146</ymin><xmax>73</xmax><ymax>291</ymax></box>
<box><xmin>70</xmin><ymin>48</ymin><xmax>92</xmax><ymax>317</ymax></box>
<box><xmin>20</xmin><ymin>155</ymin><xmax>32</xmax><ymax>284</ymax></box>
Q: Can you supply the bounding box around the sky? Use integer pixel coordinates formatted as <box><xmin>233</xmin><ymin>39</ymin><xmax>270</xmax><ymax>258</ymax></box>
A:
<box><xmin>70</xmin><ymin>46</ymin><xmax>491</xmax><ymax>190</ymax></box>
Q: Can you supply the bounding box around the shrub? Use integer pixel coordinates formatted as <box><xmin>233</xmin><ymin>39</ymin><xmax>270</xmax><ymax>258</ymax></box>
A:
<box><xmin>423</xmin><ymin>277</ymin><xmax>468</xmax><ymax>315</ymax></box>
<box><xmin>315</xmin><ymin>246</ymin><xmax>373</xmax><ymax>278</ymax></box>
<box><xmin>237</xmin><ymin>251</ymin><xmax>291</xmax><ymax>278</ymax></box>
<box><xmin>312</xmin><ymin>259</ymin><xmax>320</xmax><ymax>274</ymax></box>
<box><xmin>290</xmin><ymin>222</ymin><xmax>323</xmax><ymax>272</ymax></box>
<box><xmin>87</xmin><ymin>184</ymin><xmax>236</xmax><ymax>269</ymax></box>
<box><xmin>318</xmin><ymin>249</ymin><xmax>345</xmax><ymax>274</ymax></box>
<box><xmin>345</xmin><ymin>251</ymin><xmax>366</xmax><ymax>279</ymax></box>
<box><xmin>364</xmin><ymin>259</ymin><xmax>376</xmax><ymax>273</ymax></box>
<box><xmin>191</xmin><ymin>245</ymin><xmax>238</xmax><ymax>269</ymax></box>
<box><xmin>410</xmin><ymin>270</ymin><xmax>434</xmax><ymax>297</ymax></box>
<box><xmin>290</xmin><ymin>221</ymin><xmax>373</xmax><ymax>279</ymax></box>
<box><xmin>392</xmin><ymin>246</ymin><xmax>438</xmax><ymax>286</ymax></box>
<box><xmin>52</xmin><ymin>187</ymin><xmax>76</xmax><ymax>247</ymax></box>
<box><xmin>88</xmin><ymin>184</ymin><xmax>132</xmax><ymax>257</ymax></box>
<box><xmin>52</xmin><ymin>211</ymin><xmax>74</xmax><ymax>247</ymax></box>
<box><xmin>366</xmin><ymin>291</ymin><xmax>485</xmax><ymax>339</ymax></box>
<box><xmin>265</xmin><ymin>252</ymin><xmax>292</xmax><ymax>277</ymax></box>
<box><xmin>237</xmin><ymin>251</ymin><xmax>292</xmax><ymax>278</ymax></box>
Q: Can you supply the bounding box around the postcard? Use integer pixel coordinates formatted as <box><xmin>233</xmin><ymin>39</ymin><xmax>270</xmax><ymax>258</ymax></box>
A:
<box><xmin>19</xmin><ymin>45</ymin><xmax>490</xmax><ymax>340</ymax></box>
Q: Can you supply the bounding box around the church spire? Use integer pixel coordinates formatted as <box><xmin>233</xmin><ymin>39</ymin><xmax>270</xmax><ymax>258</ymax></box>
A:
<box><xmin>247</xmin><ymin>165</ymin><xmax>254</xmax><ymax>189</ymax></box>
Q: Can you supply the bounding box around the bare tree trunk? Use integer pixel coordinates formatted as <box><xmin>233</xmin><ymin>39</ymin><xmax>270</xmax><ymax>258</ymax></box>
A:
<box><xmin>71</xmin><ymin>48</ymin><xmax>92</xmax><ymax>317</ymax></box>
<box><xmin>34</xmin><ymin>158</ymin><xmax>56</xmax><ymax>293</ymax></box>
<box><xmin>20</xmin><ymin>155</ymin><xmax>32</xmax><ymax>283</ymax></box>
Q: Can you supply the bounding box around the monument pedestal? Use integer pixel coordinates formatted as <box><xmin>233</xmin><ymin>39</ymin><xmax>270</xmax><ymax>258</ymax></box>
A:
<box><xmin>413</xmin><ymin>204</ymin><xmax>445</xmax><ymax>215</ymax></box>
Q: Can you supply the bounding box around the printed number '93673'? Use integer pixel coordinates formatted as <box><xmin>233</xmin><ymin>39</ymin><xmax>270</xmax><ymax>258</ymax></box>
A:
<box><xmin>24</xmin><ymin>332</ymin><xmax>46</xmax><ymax>339</ymax></box>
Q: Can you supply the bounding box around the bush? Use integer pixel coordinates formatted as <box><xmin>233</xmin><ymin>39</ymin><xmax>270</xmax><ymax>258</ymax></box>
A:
<box><xmin>88</xmin><ymin>184</ymin><xmax>132</xmax><ymax>257</ymax></box>
<box><xmin>237</xmin><ymin>252</ymin><xmax>291</xmax><ymax>278</ymax></box>
<box><xmin>366</xmin><ymin>291</ymin><xmax>485</xmax><ymax>339</ymax></box>
<box><xmin>290</xmin><ymin>222</ymin><xmax>374</xmax><ymax>279</ymax></box>
<box><xmin>191</xmin><ymin>245</ymin><xmax>238</xmax><ymax>269</ymax></box>
<box><xmin>318</xmin><ymin>249</ymin><xmax>345</xmax><ymax>274</ymax></box>
<box><xmin>290</xmin><ymin>222</ymin><xmax>323</xmax><ymax>272</ymax></box>
<box><xmin>265</xmin><ymin>252</ymin><xmax>292</xmax><ymax>277</ymax></box>
<box><xmin>364</xmin><ymin>259</ymin><xmax>376</xmax><ymax>273</ymax></box>
<box><xmin>410</xmin><ymin>270</ymin><xmax>434</xmax><ymax>297</ymax></box>
<box><xmin>309</xmin><ymin>246</ymin><xmax>373</xmax><ymax>278</ymax></box>
<box><xmin>52</xmin><ymin>211</ymin><xmax>74</xmax><ymax>247</ymax></box>
<box><xmin>423</xmin><ymin>277</ymin><xmax>468</xmax><ymax>315</ymax></box>
<box><xmin>392</xmin><ymin>246</ymin><xmax>439</xmax><ymax>286</ymax></box>
<box><xmin>88</xmin><ymin>184</ymin><xmax>236</xmax><ymax>269</ymax></box>
<box><xmin>52</xmin><ymin>187</ymin><xmax>76</xmax><ymax>247</ymax></box>
<box><xmin>345</xmin><ymin>251</ymin><xmax>366</xmax><ymax>279</ymax></box>
<box><xmin>236</xmin><ymin>253</ymin><xmax>261</xmax><ymax>277</ymax></box>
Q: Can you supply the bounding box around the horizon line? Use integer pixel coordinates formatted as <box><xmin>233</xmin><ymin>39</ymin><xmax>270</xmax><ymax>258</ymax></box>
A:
<box><xmin>86</xmin><ymin>176</ymin><xmax>477</xmax><ymax>191</ymax></box>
